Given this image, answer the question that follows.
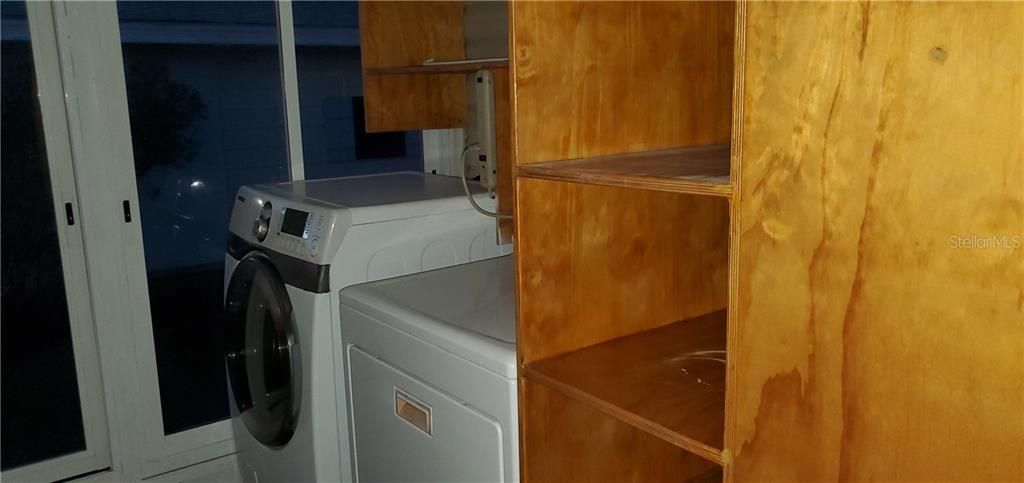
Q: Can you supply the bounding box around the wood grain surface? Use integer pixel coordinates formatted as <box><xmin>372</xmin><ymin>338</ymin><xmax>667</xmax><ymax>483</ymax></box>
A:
<box><xmin>509</xmin><ymin>1</ymin><xmax>734</xmax><ymax>165</ymax></box>
<box><xmin>359</xmin><ymin>1</ymin><xmax>466</xmax><ymax>131</ymax></box>
<box><xmin>519</xmin><ymin>144</ymin><xmax>732</xmax><ymax>198</ymax></box>
<box><xmin>525</xmin><ymin>310</ymin><xmax>728</xmax><ymax>464</ymax></box>
<box><xmin>728</xmin><ymin>2</ymin><xmax>1024</xmax><ymax>481</ymax></box>
<box><xmin>520</xmin><ymin>379</ymin><xmax>722</xmax><ymax>483</ymax></box>
<box><xmin>515</xmin><ymin>177</ymin><xmax>729</xmax><ymax>364</ymax></box>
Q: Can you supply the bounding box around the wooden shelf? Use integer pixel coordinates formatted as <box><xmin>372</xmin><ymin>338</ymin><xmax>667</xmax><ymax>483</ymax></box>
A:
<box><xmin>366</xmin><ymin>58</ymin><xmax>509</xmax><ymax>76</ymax></box>
<box><xmin>523</xmin><ymin>310</ymin><xmax>727</xmax><ymax>465</ymax></box>
<box><xmin>517</xmin><ymin>144</ymin><xmax>732</xmax><ymax>197</ymax></box>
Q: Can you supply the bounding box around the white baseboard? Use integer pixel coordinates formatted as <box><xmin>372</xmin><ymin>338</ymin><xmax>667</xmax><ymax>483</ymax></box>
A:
<box><xmin>71</xmin><ymin>454</ymin><xmax>242</xmax><ymax>483</ymax></box>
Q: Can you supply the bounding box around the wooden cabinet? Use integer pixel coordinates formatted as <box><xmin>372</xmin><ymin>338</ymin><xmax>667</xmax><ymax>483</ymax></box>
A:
<box><xmin>358</xmin><ymin>1</ymin><xmax>515</xmax><ymax>236</ymax></box>
<box><xmin>358</xmin><ymin>1</ymin><xmax>467</xmax><ymax>132</ymax></box>
<box><xmin>362</xmin><ymin>1</ymin><xmax>1023</xmax><ymax>479</ymax></box>
<box><xmin>511</xmin><ymin>1</ymin><xmax>1023</xmax><ymax>482</ymax></box>
<box><xmin>511</xmin><ymin>2</ymin><xmax>735</xmax><ymax>481</ymax></box>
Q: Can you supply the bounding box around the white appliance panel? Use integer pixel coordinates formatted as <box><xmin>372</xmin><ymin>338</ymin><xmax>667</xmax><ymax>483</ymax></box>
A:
<box><xmin>348</xmin><ymin>347</ymin><xmax>504</xmax><ymax>483</ymax></box>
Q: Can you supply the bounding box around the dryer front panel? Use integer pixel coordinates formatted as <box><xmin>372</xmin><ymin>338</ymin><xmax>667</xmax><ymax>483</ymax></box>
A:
<box><xmin>347</xmin><ymin>345</ymin><xmax>505</xmax><ymax>482</ymax></box>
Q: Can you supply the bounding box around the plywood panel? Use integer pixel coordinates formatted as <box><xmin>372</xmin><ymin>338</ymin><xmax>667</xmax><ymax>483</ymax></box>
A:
<box><xmin>520</xmin><ymin>379</ymin><xmax>722</xmax><ymax>483</ymax></box>
<box><xmin>359</xmin><ymin>1</ymin><xmax>466</xmax><ymax>131</ymax></box>
<box><xmin>526</xmin><ymin>310</ymin><xmax>727</xmax><ymax>464</ymax></box>
<box><xmin>509</xmin><ymin>1</ymin><xmax>734</xmax><ymax>165</ymax></box>
<box><xmin>519</xmin><ymin>144</ymin><xmax>732</xmax><ymax>198</ymax></box>
<box><xmin>515</xmin><ymin>177</ymin><xmax>729</xmax><ymax>364</ymax></box>
<box><xmin>729</xmin><ymin>2</ymin><xmax>1024</xmax><ymax>481</ymax></box>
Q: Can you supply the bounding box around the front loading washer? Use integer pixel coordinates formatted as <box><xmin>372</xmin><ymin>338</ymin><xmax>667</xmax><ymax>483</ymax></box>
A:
<box><xmin>223</xmin><ymin>172</ymin><xmax>510</xmax><ymax>482</ymax></box>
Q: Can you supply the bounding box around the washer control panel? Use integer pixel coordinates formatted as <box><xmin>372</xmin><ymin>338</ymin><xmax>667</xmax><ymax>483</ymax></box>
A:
<box><xmin>263</xmin><ymin>208</ymin><xmax>327</xmax><ymax>258</ymax></box>
<box><xmin>229</xmin><ymin>185</ymin><xmax>351</xmax><ymax>265</ymax></box>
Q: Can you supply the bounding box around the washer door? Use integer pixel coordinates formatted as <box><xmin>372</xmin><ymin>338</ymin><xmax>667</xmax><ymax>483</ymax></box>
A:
<box><xmin>224</xmin><ymin>252</ymin><xmax>301</xmax><ymax>447</ymax></box>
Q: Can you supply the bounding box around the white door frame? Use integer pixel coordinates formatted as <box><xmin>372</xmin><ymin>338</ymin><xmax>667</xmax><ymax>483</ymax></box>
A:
<box><xmin>43</xmin><ymin>0</ymin><xmax>309</xmax><ymax>478</ymax></box>
<box><xmin>1</xmin><ymin>2</ymin><xmax>111</xmax><ymax>481</ymax></box>
<box><xmin>277</xmin><ymin>0</ymin><xmax>305</xmax><ymax>181</ymax></box>
<box><xmin>46</xmin><ymin>1</ymin><xmax>234</xmax><ymax>477</ymax></box>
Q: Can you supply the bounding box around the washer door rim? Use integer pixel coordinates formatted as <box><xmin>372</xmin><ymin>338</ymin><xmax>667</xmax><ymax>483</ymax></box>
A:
<box><xmin>224</xmin><ymin>251</ymin><xmax>302</xmax><ymax>448</ymax></box>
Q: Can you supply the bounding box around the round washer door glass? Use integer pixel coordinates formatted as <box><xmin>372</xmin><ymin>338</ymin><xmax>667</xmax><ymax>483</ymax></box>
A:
<box><xmin>224</xmin><ymin>253</ymin><xmax>301</xmax><ymax>447</ymax></box>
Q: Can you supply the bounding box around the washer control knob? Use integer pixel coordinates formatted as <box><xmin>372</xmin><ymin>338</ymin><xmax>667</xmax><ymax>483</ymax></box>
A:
<box><xmin>253</xmin><ymin>200</ymin><xmax>273</xmax><ymax>242</ymax></box>
<box><xmin>253</xmin><ymin>219</ymin><xmax>269</xmax><ymax>242</ymax></box>
<box><xmin>310</xmin><ymin>238</ymin><xmax>319</xmax><ymax>257</ymax></box>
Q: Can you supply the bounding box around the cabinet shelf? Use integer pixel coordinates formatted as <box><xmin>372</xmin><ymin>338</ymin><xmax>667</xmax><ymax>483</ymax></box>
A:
<box><xmin>523</xmin><ymin>310</ymin><xmax>727</xmax><ymax>465</ymax></box>
<box><xmin>366</xmin><ymin>58</ymin><xmax>509</xmax><ymax>75</ymax></box>
<box><xmin>517</xmin><ymin>144</ymin><xmax>732</xmax><ymax>198</ymax></box>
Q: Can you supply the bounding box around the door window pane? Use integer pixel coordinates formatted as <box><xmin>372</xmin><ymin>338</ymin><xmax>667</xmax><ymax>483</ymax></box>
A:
<box><xmin>293</xmin><ymin>2</ymin><xmax>424</xmax><ymax>179</ymax></box>
<box><xmin>116</xmin><ymin>0</ymin><xmax>290</xmax><ymax>435</ymax></box>
<box><xmin>1</xmin><ymin>0</ymin><xmax>88</xmax><ymax>468</ymax></box>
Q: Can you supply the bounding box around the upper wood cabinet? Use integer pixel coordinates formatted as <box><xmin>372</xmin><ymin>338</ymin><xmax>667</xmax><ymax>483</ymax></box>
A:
<box><xmin>358</xmin><ymin>1</ymin><xmax>515</xmax><ymax>238</ymax></box>
<box><xmin>358</xmin><ymin>2</ymin><xmax>467</xmax><ymax>132</ymax></box>
<box><xmin>357</xmin><ymin>1</ymin><xmax>509</xmax><ymax>133</ymax></box>
<box><xmin>358</xmin><ymin>0</ymin><xmax>512</xmax><ymax>238</ymax></box>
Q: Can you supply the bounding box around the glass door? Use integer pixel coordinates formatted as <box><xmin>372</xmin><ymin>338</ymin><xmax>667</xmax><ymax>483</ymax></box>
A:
<box><xmin>110</xmin><ymin>0</ymin><xmax>294</xmax><ymax>473</ymax></box>
<box><xmin>0</xmin><ymin>1</ymin><xmax>110</xmax><ymax>481</ymax></box>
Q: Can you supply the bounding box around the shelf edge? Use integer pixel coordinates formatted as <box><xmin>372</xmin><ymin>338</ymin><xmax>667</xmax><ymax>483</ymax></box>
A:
<box><xmin>367</xmin><ymin>58</ymin><xmax>509</xmax><ymax>76</ymax></box>
<box><xmin>517</xmin><ymin>168</ymin><xmax>734</xmax><ymax>198</ymax></box>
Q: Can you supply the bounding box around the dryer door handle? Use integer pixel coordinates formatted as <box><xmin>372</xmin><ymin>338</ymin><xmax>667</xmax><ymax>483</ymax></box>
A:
<box><xmin>395</xmin><ymin>389</ymin><xmax>432</xmax><ymax>435</ymax></box>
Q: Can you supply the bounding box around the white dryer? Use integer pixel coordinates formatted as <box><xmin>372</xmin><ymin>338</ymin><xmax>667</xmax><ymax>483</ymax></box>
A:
<box><xmin>339</xmin><ymin>255</ymin><xmax>517</xmax><ymax>483</ymax></box>
<box><xmin>223</xmin><ymin>172</ymin><xmax>509</xmax><ymax>482</ymax></box>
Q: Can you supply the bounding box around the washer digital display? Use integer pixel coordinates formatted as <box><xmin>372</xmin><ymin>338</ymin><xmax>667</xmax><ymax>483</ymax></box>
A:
<box><xmin>281</xmin><ymin>208</ymin><xmax>310</xmax><ymax>239</ymax></box>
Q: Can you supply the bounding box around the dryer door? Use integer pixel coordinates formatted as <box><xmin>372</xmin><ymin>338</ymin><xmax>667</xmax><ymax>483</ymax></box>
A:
<box><xmin>224</xmin><ymin>252</ymin><xmax>301</xmax><ymax>447</ymax></box>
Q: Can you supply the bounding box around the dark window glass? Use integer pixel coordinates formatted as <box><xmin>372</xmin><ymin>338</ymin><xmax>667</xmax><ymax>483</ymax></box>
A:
<box><xmin>293</xmin><ymin>2</ymin><xmax>423</xmax><ymax>180</ymax></box>
<box><xmin>117</xmin><ymin>0</ymin><xmax>289</xmax><ymax>435</ymax></box>
<box><xmin>352</xmin><ymin>97</ymin><xmax>408</xmax><ymax>160</ymax></box>
<box><xmin>1</xmin><ymin>0</ymin><xmax>88</xmax><ymax>468</ymax></box>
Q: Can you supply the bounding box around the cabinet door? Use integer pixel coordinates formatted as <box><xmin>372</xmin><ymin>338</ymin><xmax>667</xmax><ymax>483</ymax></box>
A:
<box><xmin>359</xmin><ymin>1</ymin><xmax>466</xmax><ymax>132</ymax></box>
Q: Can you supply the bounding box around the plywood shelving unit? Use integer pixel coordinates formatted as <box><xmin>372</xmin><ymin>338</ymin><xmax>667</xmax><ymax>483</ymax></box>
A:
<box><xmin>510</xmin><ymin>1</ymin><xmax>1024</xmax><ymax>482</ymax></box>
<box><xmin>510</xmin><ymin>2</ymin><xmax>735</xmax><ymax>479</ymax></box>
<box><xmin>363</xmin><ymin>1</ymin><xmax>1022</xmax><ymax>480</ymax></box>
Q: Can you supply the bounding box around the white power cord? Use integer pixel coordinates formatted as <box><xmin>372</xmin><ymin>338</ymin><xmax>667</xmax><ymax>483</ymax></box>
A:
<box><xmin>460</xmin><ymin>144</ymin><xmax>512</xmax><ymax>220</ymax></box>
